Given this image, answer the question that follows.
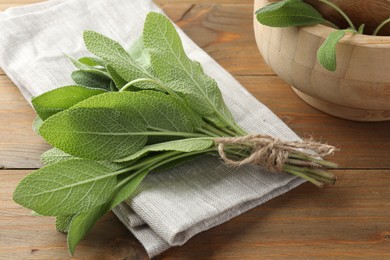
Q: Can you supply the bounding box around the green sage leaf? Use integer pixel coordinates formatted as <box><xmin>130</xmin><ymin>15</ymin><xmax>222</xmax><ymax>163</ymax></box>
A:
<box><xmin>41</xmin><ymin>148</ymin><xmax>75</xmax><ymax>165</ymax></box>
<box><xmin>73</xmin><ymin>91</ymin><xmax>202</xmax><ymax>144</ymax></box>
<box><xmin>128</xmin><ymin>34</ymin><xmax>152</xmax><ymax>69</ymax></box>
<box><xmin>39</xmin><ymin>106</ymin><xmax>148</xmax><ymax>161</ymax></box>
<box><xmin>78</xmin><ymin>56</ymin><xmax>107</xmax><ymax>67</ymax></box>
<box><xmin>255</xmin><ymin>0</ymin><xmax>325</xmax><ymax>27</ymax></box>
<box><xmin>32</xmin><ymin>116</ymin><xmax>43</xmax><ymax>135</ymax></box>
<box><xmin>317</xmin><ymin>30</ymin><xmax>346</xmax><ymax>71</ymax></box>
<box><xmin>67</xmin><ymin>205</ymin><xmax>108</xmax><ymax>255</ymax></box>
<box><xmin>106</xmin><ymin>65</ymin><xmax>127</xmax><ymax>90</ymax></box>
<box><xmin>67</xmin><ymin>170</ymin><xmax>148</xmax><ymax>254</ymax></box>
<box><xmin>31</xmin><ymin>86</ymin><xmax>105</xmax><ymax>120</ymax></box>
<box><xmin>13</xmin><ymin>159</ymin><xmax>118</xmax><ymax>216</ymax></box>
<box><xmin>71</xmin><ymin>70</ymin><xmax>112</xmax><ymax>90</ymax></box>
<box><xmin>66</xmin><ymin>55</ymin><xmax>109</xmax><ymax>78</ymax></box>
<box><xmin>83</xmin><ymin>31</ymin><xmax>155</xmax><ymax>89</ymax></box>
<box><xmin>143</xmin><ymin>12</ymin><xmax>235</xmax><ymax>129</ymax></box>
<box><xmin>56</xmin><ymin>215</ymin><xmax>75</xmax><ymax>233</ymax></box>
<box><xmin>110</xmin><ymin>171</ymin><xmax>148</xmax><ymax>209</ymax></box>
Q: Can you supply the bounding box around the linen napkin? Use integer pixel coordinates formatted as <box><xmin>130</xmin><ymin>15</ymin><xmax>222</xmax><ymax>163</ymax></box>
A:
<box><xmin>0</xmin><ymin>0</ymin><xmax>305</xmax><ymax>257</ymax></box>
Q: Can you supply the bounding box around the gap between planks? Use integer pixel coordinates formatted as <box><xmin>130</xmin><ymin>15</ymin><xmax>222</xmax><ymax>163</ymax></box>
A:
<box><xmin>1</xmin><ymin>169</ymin><xmax>389</xmax><ymax>259</ymax></box>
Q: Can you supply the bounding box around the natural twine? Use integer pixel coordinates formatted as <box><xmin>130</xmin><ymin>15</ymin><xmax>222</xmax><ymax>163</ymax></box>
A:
<box><xmin>214</xmin><ymin>134</ymin><xmax>337</xmax><ymax>172</ymax></box>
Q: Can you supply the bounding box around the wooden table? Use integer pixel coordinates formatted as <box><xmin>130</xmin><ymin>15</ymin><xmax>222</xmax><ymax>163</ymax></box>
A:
<box><xmin>1</xmin><ymin>0</ymin><xmax>389</xmax><ymax>259</ymax></box>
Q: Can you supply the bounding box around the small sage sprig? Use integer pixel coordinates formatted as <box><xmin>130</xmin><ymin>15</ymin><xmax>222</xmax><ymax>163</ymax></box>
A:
<box><xmin>256</xmin><ymin>0</ymin><xmax>390</xmax><ymax>71</ymax></box>
<box><xmin>13</xmin><ymin>12</ymin><xmax>338</xmax><ymax>255</ymax></box>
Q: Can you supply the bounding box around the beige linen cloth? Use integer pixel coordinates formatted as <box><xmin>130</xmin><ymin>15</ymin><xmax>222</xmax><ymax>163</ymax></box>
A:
<box><xmin>0</xmin><ymin>0</ymin><xmax>305</xmax><ymax>257</ymax></box>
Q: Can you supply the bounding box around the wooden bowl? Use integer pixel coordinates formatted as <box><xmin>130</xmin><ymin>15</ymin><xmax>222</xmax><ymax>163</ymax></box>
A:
<box><xmin>254</xmin><ymin>0</ymin><xmax>390</xmax><ymax>121</ymax></box>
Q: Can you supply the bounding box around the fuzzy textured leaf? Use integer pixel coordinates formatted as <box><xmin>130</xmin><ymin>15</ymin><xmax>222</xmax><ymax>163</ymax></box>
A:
<box><xmin>39</xmin><ymin>106</ymin><xmax>148</xmax><ymax>161</ymax></box>
<box><xmin>67</xmin><ymin>205</ymin><xmax>108</xmax><ymax>255</ymax></box>
<box><xmin>13</xmin><ymin>159</ymin><xmax>118</xmax><ymax>216</ymax></box>
<box><xmin>256</xmin><ymin>0</ymin><xmax>325</xmax><ymax>27</ymax></box>
<box><xmin>143</xmin><ymin>12</ymin><xmax>235</xmax><ymax>128</ymax></box>
<box><xmin>31</xmin><ymin>86</ymin><xmax>105</xmax><ymax>120</ymax></box>
<box><xmin>83</xmin><ymin>31</ymin><xmax>155</xmax><ymax>89</ymax></box>
<box><xmin>67</xmin><ymin>170</ymin><xmax>148</xmax><ymax>254</ymax></box>
<box><xmin>317</xmin><ymin>30</ymin><xmax>346</xmax><ymax>71</ymax></box>
<box><xmin>106</xmin><ymin>65</ymin><xmax>127</xmax><ymax>90</ymax></box>
<box><xmin>71</xmin><ymin>70</ymin><xmax>112</xmax><ymax>90</ymax></box>
<box><xmin>56</xmin><ymin>215</ymin><xmax>74</xmax><ymax>233</ymax></box>
<box><xmin>67</xmin><ymin>55</ymin><xmax>109</xmax><ymax>78</ymax></box>
<box><xmin>128</xmin><ymin>34</ymin><xmax>151</xmax><ymax>69</ymax></box>
<box><xmin>78</xmin><ymin>57</ymin><xmax>107</xmax><ymax>67</ymax></box>
<box><xmin>32</xmin><ymin>116</ymin><xmax>43</xmax><ymax>135</ymax></box>
<box><xmin>41</xmin><ymin>148</ymin><xmax>75</xmax><ymax>165</ymax></box>
<box><xmin>73</xmin><ymin>91</ymin><xmax>202</xmax><ymax>143</ymax></box>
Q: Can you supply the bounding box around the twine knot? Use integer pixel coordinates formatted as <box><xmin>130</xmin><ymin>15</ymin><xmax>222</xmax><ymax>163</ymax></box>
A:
<box><xmin>214</xmin><ymin>134</ymin><xmax>337</xmax><ymax>172</ymax></box>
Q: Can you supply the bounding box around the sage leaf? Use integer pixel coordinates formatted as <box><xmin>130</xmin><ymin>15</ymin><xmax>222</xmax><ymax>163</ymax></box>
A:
<box><xmin>255</xmin><ymin>0</ymin><xmax>325</xmax><ymax>27</ymax></box>
<box><xmin>110</xmin><ymin>171</ymin><xmax>149</xmax><ymax>209</ymax></box>
<box><xmin>143</xmin><ymin>12</ymin><xmax>235</xmax><ymax>129</ymax></box>
<box><xmin>78</xmin><ymin>57</ymin><xmax>107</xmax><ymax>67</ymax></box>
<box><xmin>317</xmin><ymin>30</ymin><xmax>346</xmax><ymax>71</ymax></box>
<box><xmin>31</xmin><ymin>86</ymin><xmax>105</xmax><ymax>120</ymax></box>
<box><xmin>106</xmin><ymin>65</ymin><xmax>127</xmax><ymax>90</ymax></box>
<box><xmin>83</xmin><ymin>31</ymin><xmax>155</xmax><ymax>89</ymax></box>
<box><xmin>73</xmin><ymin>91</ymin><xmax>202</xmax><ymax>143</ymax></box>
<box><xmin>68</xmin><ymin>170</ymin><xmax>148</xmax><ymax>255</ymax></box>
<box><xmin>358</xmin><ymin>24</ymin><xmax>365</xmax><ymax>34</ymax></box>
<box><xmin>32</xmin><ymin>116</ymin><xmax>43</xmax><ymax>135</ymax></box>
<box><xmin>39</xmin><ymin>107</ymin><xmax>148</xmax><ymax>161</ymax></box>
<box><xmin>13</xmin><ymin>159</ymin><xmax>118</xmax><ymax>216</ymax></box>
<box><xmin>116</xmin><ymin>138</ymin><xmax>214</xmax><ymax>162</ymax></box>
<box><xmin>56</xmin><ymin>215</ymin><xmax>74</xmax><ymax>233</ymax></box>
<box><xmin>67</xmin><ymin>55</ymin><xmax>109</xmax><ymax>78</ymax></box>
<box><xmin>40</xmin><ymin>91</ymin><xmax>201</xmax><ymax>160</ymax></box>
<box><xmin>41</xmin><ymin>148</ymin><xmax>75</xmax><ymax>165</ymax></box>
<box><xmin>110</xmin><ymin>81</ymin><xmax>119</xmax><ymax>92</ymax></box>
<box><xmin>71</xmin><ymin>70</ymin><xmax>112</xmax><ymax>90</ymax></box>
<box><xmin>41</xmin><ymin>148</ymin><xmax>133</xmax><ymax>174</ymax></box>
<box><xmin>67</xmin><ymin>205</ymin><xmax>108</xmax><ymax>255</ymax></box>
<box><xmin>128</xmin><ymin>34</ymin><xmax>151</xmax><ymax>69</ymax></box>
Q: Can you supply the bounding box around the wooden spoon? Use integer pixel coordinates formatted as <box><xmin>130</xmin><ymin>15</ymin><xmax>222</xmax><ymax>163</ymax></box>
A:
<box><xmin>305</xmin><ymin>0</ymin><xmax>390</xmax><ymax>35</ymax></box>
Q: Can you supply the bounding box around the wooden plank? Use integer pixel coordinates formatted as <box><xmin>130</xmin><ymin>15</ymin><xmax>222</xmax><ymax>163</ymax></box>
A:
<box><xmin>0</xmin><ymin>170</ymin><xmax>148</xmax><ymax>259</ymax></box>
<box><xmin>2</xmin><ymin>74</ymin><xmax>390</xmax><ymax>169</ymax></box>
<box><xmin>173</xmin><ymin>3</ymin><xmax>274</xmax><ymax>76</ymax></box>
<box><xmin>0</xmin><ymin>76</ymin><xmax>50</xmax><ymax>169</ymax></box>
<box><xmin>0</xmin><ymin>0</ymin><xmax>43</xmax><ymax>11</ymax></box>
<box><xmin>1</xmin><ymin>169</ymin><xmax>389</xmax><ymax>259</ymax></box>
<box><xmin>240</xmin><ymin>75</ymin><xmax>390</xmax><ymax>169</ymax></box>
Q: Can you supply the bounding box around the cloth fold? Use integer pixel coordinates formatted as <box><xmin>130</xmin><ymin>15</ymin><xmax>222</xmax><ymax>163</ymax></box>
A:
<box><xmin>0</xmin><ymin>0</ymin><xmax>305</xmax><ymax>257</ymax></box>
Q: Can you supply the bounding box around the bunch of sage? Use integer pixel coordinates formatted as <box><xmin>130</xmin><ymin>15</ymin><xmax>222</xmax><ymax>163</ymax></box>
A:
<box><xmin>13</xmin><ymin>12</ymin><xmax>337</xmax><ymax>254</ymax></box>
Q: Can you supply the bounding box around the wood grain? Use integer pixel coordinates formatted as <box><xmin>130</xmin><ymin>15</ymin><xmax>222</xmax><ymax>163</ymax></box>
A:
<box><xmin>2</xmin><ymin>169</ymin><xmax>389</xmax><ymax>259</ymax></box>
<box><xmin>0</xmin><ymin>0</ymin><xmax>390</xmax><ymax>259</ymax></box>
<box><xmin>241</xmin><ymin>75</ymin><xmax>390</xmax><ymax>169</ymax></box>
<box><xmin>2</xmin><ymin>74</ymin><xmax>390</xmax><ymax>169</ymax></box>
<box><xmin>0</xmin><ymin>76</ymin><xmax>50</xmax><ymax>169</ymax></box>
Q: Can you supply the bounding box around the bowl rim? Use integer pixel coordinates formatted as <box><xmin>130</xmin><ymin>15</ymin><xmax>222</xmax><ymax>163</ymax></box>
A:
<box><xmin>255</xmin><ymin>0</ymin><xmax>390</xmax><ymax>47</ymax></box>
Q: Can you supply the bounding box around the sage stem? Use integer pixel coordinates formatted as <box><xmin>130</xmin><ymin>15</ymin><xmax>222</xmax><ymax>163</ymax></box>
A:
<box><xmin>318</xmin><ymin>0</ymin><xmax>357</xmax><ymax>31</ymax></box>
<box><xmin>373</xmin><ymin>17</ymin><xmax>390</xmax><ymax>36</ymax></box>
